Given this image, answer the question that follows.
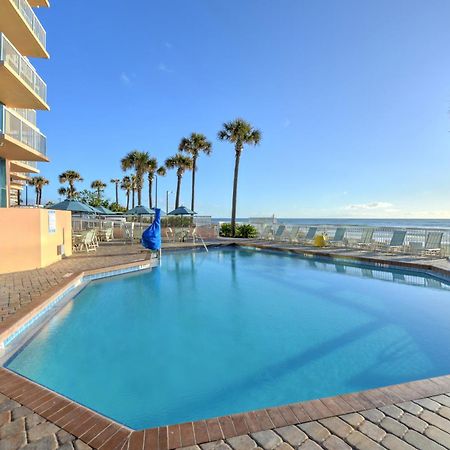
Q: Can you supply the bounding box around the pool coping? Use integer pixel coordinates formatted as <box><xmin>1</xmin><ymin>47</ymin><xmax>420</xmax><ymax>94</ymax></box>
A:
<box><xmin>1</xmin><ymin>241</ymin><xmax>450</xmax><ymax>449</ymax></box>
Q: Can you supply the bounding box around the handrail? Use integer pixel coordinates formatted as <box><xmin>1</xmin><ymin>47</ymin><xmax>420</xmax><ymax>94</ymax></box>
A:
<box><xmin>0</xmin><ymin>105</ymin><xmax>47</xmax><ymax>156</ymax></box>
<box><xmin>250</xmin><ymin>222</ymin><xmax>450</xmax><ymax>257</ymax></box>
<box><xmin>0</xmin><ymin>33</ymin><xmax>47</xmax><ymax>103</ymax></box>
<box><xmin>10</xmin><ymin>0</ymin><xmax>47</xmax><ymax>50</ymax></box>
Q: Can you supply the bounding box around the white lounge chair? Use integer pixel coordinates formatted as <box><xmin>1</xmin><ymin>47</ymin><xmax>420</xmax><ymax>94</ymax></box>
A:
<box><xmin>329</xmin><ymin>227</ymin><xmax>347</xmax><ymax>246</ymax></box>
<box><xmin>422</xmin><ymin>232</ymin><xmax>443</xmax><ymax>257</ymax></box>
<box><xmin>271</xmin><ymin>225</ymin><xmax>287</xmax><ymax>241</ymax></box>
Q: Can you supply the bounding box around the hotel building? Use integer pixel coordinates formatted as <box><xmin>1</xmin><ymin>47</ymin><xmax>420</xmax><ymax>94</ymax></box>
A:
<box><xmin>0</xmin><ymin>0</ymin><xmax>50</xmax><ymax>207</ymax></box>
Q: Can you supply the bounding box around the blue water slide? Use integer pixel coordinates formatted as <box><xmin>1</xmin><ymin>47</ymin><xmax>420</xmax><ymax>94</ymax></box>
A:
<box><xmin>141</xmin><ymin>208</ymin><xmax>161</xmax><ymax>250</ymax></box>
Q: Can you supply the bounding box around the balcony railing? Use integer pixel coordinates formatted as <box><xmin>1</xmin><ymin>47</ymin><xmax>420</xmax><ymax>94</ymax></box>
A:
<box><xmin>247</xmin><ymin>222</ymin><xmax>450</xmax><ymax>258</ymax></box>
<box><xmin>0</xmin><ymin>33</ymin><xmax>47</xmax><ymax>104</ymax></box>
<box><xmin>10</xmin><ymin>0</ymin><xmax>47</xmax><ymax>50</ymax></box>
<box><xmin>0</xmin><ymin>105</ymin><xmax>47</xmax><ymax>156</ymax></box>
<box><xmin>19</xmin><ymin>160</ymin><xmax>38</xmax><ymax>169</ymax></box>
<box><xmin>10</xmin><ymin>108</ymin><xmax>36</xmax><ymax>125</ymax></box>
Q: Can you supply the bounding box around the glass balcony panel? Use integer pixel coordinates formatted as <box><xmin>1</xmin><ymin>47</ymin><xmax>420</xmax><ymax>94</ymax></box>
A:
<box><xmin>19</xmin><ymin>160</ymin><xmax>38</xmax><ymax>168</ymax></box>
<box><xmin>0</xmin><ymin>33</ymin><xmax>47</xmax><ymax>104</ymax></box>
<box><xmin>10</xmin><ymin>0</ymin><xmax>46</xmax><ymax>50</ymax></box>
<box><xmin>0</xmin><ymin>105</ymin><xmax>47</xmax><ymax>156</ymax></box>
<box><xmin>10</xmin><ymin>108</ymin><xmax>36</xmax><ymax>125</ymax></box>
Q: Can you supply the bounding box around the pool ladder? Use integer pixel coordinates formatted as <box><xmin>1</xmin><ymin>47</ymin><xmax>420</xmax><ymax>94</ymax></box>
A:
<box><xmin>193</xmin><ymin>231</ymin><xmax>209</xmax><ymax>252</ymax></box>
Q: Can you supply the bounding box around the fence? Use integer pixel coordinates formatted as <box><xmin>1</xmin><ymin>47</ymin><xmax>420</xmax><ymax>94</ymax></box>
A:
<box><xmin>71</xmin><ymin>216</ymin><xmax>219</xmax><ymax>242</ymax></box>
<box><xmin>247</xmin><ymin>222</ymin><xmax>450</xmax><ymax>257</ymax></box>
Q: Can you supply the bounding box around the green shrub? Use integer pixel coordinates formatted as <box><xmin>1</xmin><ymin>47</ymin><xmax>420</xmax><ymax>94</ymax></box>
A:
<box><xmin>220</xmin><ymin>223</ymin><xmax>258</xmax><ymax>238</ymax></box>
<box><xmin>220</xmin><ymin>223</ymin><xmax>232</xmax><ymax>237</ymax></box>
<box><xmin>236</xmin><ymin>224</ymin><xmax>258</xmax><ymax>238</ymax></box>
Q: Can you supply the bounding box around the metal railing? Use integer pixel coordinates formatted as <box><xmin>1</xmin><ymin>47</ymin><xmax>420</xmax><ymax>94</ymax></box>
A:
<box><xmin>0</xmin><ymin>33</ymin><xmax>47</xmax><ymax>104</ymax></box>
<box><xmin>10</xmin><ymin>0</ymin><xmax>47</xmax><ymax>50</ymax></box>
<box><xmin>249</xmin><ymin>223</ymin><xmax>450</xmax><ymax>257</ymax></box>
<box><xmin>0</xmin><ymin>105</ymin><xmax>47</xmax><ymax>156</ymax></box>
<box><xmin>71</xmin><ymin>217</ymin><xmax>219</xmax><ymax>241</ymax></box>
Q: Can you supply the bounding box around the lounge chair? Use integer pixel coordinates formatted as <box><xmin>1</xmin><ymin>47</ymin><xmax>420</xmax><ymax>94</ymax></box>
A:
<box><xmin>378</xmin><ymin>230</ymin><xmax>407</xmax><ymax>253</ymax></box>
<box><xmin>288</xmin><ymin>225</ymin><xmax>301</xmax><ymax>243</ymax></box>
<box><xmin>297</xmin><ymin>227</ymin><xmax>317</xmax><ymax>244</ymax></box>
<box><xmin>259</xmin><ymin>225</ymin><xmax>273</xmax><ymax>240</ymax></box>
<box><xmin>271</xmin><ymin>225</ymin><xmax>287</xmax><ymax>241</ymax></box>
<box><xmin>329</xmin><ymin>227</ymin><xmax>347</xmax><ymax>246</ymax></box>
<box><xmin>355</xmin><ymin>228</ymin><xmax>374</xmax><ymax>249</ymax></box>
<box><xmin>422</xmin><ymin>231</ymin><xmax>443</xmax><ymax>257</ymax></box>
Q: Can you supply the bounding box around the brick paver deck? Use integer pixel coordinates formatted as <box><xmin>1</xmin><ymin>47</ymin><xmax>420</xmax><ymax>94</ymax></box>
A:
<box><xmin>1</xmin><ymin>239</ymin><xmax>450</xmax><ymax>449</ymax></box>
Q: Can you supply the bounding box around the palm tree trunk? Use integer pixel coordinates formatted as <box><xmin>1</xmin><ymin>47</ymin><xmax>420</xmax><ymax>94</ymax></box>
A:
<box><xmin>137</xmin><ymin>188</ymin><xmax>142</xmax><ymax>206</ymax></box>
<box><xmin>97</xmin><ymin>188</ymin><xmax>101</xmax><ymax>199</ymax></box>
<box><xmin>35</xmin><ymin>189</ymin><xmax>39</xmax><ymax>205</ymax></box>
<box><xmin>115</xmin><ymin>183</ymin><xmax>119</xmax><ymax>205</ymax></box>
<box><xmin>191</xmin><ymin>157</ymin><xmax>196</xmax><ymax>212</ymax></box>
<box><xmin>126</xmin><ymin>192</ymin><xmax>130</xmax><ymax>210</ymax></box>
<box><xmin>231</xmin><ymin>146</ymin><xmax>242</xmax><ymax>237</ymax></box>
<box><xmin>148</xmin><ymin>178</ymin><xmax>153</xmax><ymax>209</ymax></box>
<box><xmin>132</xmin><ymin>189</ymin><xmax>135</xmax><ymax>208</ymax></box>
<box><xmin>38</xmin><ymin>188</ymin><xmax>42</xmax><ymax>205</ymax></box>
<box><xmin>175</xmin><ymin>175</ymin><xmax>182</xmax><ymax>208</ymax></box>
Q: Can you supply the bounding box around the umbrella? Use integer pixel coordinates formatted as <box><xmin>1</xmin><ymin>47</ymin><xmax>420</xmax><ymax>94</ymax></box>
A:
<box><xmin>125</xmin><ymin>205</ymin><xmax>155</xmax><ymax>237</ymax></box>
<box><xmin>167</xmin><ymin>205</ymin><xmax>197</xmax><ymax>240</ymax></box>
<box><xmin>94</xmin><ymin>206</ymin><xmax>115</xmax><ymax>215</ymax></box>
<box><xmin>168</xmin><ymin>206</ymin><xmax>196</xmax><ymax>216</ymax></box>
<box><xmin>47</xmin><ymin>199</ymin><xmax>94</xmax><ymax>214</ymax></box>
<box><xmin>125</xmin><ymin>205</ymin><xmax>155</xmax><ymax>216</ymax></box>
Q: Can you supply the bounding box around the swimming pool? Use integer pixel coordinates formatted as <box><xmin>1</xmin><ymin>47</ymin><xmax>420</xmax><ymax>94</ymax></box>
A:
<box><xmin>5</xmin><ymin>247</ymin><xmax>450</xmax><ymax>429</ymax></box>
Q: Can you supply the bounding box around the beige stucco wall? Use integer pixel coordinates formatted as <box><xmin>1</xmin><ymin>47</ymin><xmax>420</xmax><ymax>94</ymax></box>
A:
<box><xmin>0</xmin><ymin>208</ymin><xmax>72</xmax><ymax>274</ymax></box>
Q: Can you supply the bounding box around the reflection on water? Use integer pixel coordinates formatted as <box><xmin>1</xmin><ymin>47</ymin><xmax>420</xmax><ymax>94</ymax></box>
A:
<box><xmin>6</xmin><ymin>247</ymin><xmax>450</xmax><ymax>429</ymax></box>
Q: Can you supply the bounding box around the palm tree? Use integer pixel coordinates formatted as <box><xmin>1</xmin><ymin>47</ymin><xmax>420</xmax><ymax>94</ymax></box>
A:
<box><xmin>146</xmin><ymin>158</ymin><xmax>158</xmax><ymax>209</ymax></box>
<box><xmin>146</xmin><ymin>159</ymin><xmax>167</xmax><ymax>209</ymax></box>
<box><xmin>29</xmin><ymin>176</ymin><xmax>49</xmax><ymax>205</ymax></box>
<box><xmin>121</xmin><ymin>150</ymin><xmax>151</xmax><ymax>206</ymax></box>
<box><xmin>130</xmin><ymin>174</ymin><xmax>137</xmax><ymax>208</ymax></box>
<box><xmin>179</xmin><ymin>133</ymin><xmax>212</xmax><ymax>211</ymax></box>
<box><xmin>57</xmin><ymin>187</ymin><xmax>68</xmax><ymax>199</ymax></box>
<box><xmin>165</xmin><ymin>153</ymin><xmax>193</xmax><ymax>209</ymax></box>
<box><xmin>155</xmin><ymin>166</ymin><xmax>166</xmax><ymax>208</ymax></box>
<box><xmin>120</xmin><ymin>176</ymin><xmax>132</xmax><ymax>210</ymax></box>
<box><xmin>218</xmin><ymin>118</ymin><xmax>261</xmax><ymax>237</ymax></box>
<box><xmin>59</xmin><ymin>170</ymin><xmax>83</xmax><ymax>199</ymax></box>
<box><xmin>110</xmin><ymin>178</ymin><xmax>120</xmax><ymax>205</ymax></box>
<box><xmin>91</xmin><ymin>179</ymin><xmax>107</xmax><ymax>199</ymax></box>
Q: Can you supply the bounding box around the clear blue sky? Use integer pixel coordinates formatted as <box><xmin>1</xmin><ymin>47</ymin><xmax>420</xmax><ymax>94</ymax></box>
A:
<box><xmin>33</xmin><ymin>0</ymin><xmax>450</xmax><ymax>217</ymax></box>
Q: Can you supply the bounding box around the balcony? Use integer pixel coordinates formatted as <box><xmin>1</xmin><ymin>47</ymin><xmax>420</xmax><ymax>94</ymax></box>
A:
<box><xmin>28</xmin><ymin>0</ymin><xmax>50</xmax><ymax>7</ymax></box>
<box><xmin>0</xmin><ymin>105</ymin><xmax>48</xmax><ymax>161</ymax></box>
<box><xmin>10</xmin><ymin>171</ymin><xmax>30</xmax><ymax>181</ymax></box>
<box><xmin>10</xmin><ymin>108</ymin><xmax>37</xmax><ymax>125</ymax></box>
<box><xmin>0</xmin><ymin>33</ymin><xmax>49</xmax><ymax>110</ymax></box>
<box><xmin>0</xmin><ymin>0</ymin><xmax>48</xmax><ymax>58</ymax></box>
<box><xmin>10</xmin><ymin>160</ymin><xmax>39</xmax><ymax>174</ymax></box>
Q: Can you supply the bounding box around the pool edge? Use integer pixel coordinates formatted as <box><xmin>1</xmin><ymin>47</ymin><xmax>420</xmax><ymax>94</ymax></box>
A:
<box><xmin>1</xmin><ymin>241</ymin><xmax>450</xmax><ymax>449</ymax></box>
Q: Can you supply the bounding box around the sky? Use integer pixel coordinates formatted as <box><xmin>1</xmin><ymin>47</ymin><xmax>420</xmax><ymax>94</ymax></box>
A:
<box><xmin>30</xmin><ymin>0</ymin><xmax>450</xmax><ymax>218</ymax></box>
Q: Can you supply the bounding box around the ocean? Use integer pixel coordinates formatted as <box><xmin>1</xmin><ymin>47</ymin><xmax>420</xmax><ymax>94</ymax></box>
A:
<box><xmin>212</xmin><ymin>218</ymin><xmax>450</xmax><ymax>229</ymax></box>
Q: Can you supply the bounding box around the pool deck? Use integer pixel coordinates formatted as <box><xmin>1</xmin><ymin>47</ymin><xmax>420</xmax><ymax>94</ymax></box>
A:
<box><xmin>1</xmin><ymin>239</ymin><xmax>450</xmax><ymax>450</ymax></box>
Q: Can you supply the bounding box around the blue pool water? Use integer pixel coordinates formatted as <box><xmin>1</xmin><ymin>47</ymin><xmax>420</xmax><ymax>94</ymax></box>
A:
<box><xmin>6</xmin><ymin>248</ymin><xmax>450</xmax><ymax>429</ymax></box>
